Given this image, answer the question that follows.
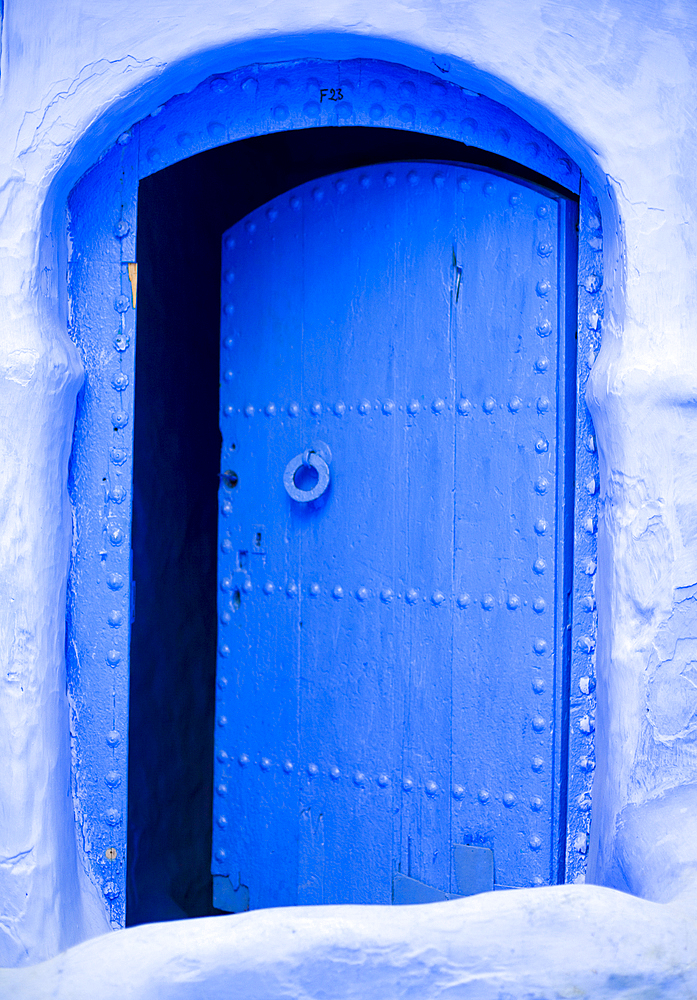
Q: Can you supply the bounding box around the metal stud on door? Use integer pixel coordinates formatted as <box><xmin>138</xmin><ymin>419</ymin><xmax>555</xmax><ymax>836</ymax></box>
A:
<box><xmin>213</xmin><ymin>162</ymin><xmax>575</xmax><ymax>910</ymax></box>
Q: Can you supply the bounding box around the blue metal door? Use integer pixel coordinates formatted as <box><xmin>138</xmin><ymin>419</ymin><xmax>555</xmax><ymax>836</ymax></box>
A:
<box><xmin>213</xmin><ymin>161</ymin><xmax>574</xmax><ymax>910</ymax></box>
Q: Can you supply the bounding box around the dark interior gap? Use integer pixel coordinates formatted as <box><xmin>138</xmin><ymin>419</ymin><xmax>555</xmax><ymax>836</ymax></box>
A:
<box><xmin>128</xmin><ymin>125</ymin><xmax>572</xmax><ymax>925</ymax></box>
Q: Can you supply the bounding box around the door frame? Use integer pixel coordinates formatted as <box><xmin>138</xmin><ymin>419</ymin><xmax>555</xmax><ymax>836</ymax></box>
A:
<box><xmin>66</xmin><ymin>56</ymin><xmax>601</xmax><ymax>926</ymax></box>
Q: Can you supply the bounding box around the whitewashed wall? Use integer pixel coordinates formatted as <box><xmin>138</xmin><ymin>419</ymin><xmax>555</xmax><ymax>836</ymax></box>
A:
<box><xmin>0</xmin><ymin>0</ymin><xmax>696</xmax><ymax>987</ymax></box>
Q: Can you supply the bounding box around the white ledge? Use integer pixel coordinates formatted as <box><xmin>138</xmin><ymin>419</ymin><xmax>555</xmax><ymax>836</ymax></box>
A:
<box><xmin>2</xmin><ymin>886</ymin><xmax>696</xmax><ymax>999</ymax></box>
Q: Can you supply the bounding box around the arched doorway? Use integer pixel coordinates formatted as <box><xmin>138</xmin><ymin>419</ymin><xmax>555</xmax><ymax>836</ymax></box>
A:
<box><xmin>66</xmin><ymin>58</ymin><xmax>601</xmax><ymax>927</ymax></box>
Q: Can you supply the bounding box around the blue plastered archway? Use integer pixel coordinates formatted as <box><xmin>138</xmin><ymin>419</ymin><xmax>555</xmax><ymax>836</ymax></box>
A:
<box><xmin>66</xmin><ymin>56</ymin><xmax>602</xmax><ymax>927</ymax></box>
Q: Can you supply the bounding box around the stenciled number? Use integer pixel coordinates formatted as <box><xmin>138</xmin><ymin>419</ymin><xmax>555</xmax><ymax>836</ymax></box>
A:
<box><xmin>319</xmin><ymin>88</ymin><xmax>344</xmax><ymax>102</ymax></box>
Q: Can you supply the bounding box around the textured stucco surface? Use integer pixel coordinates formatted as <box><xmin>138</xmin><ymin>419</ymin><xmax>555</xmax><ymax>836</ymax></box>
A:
<box><xmin>1</xmin><ymin>886</ymin><xmax>696</xmax><ymax>999</ymax></box>
<box><xmin>0</xmin><ymin>0</ymin><xmax>696</xmax><ymax>981</ymax></box>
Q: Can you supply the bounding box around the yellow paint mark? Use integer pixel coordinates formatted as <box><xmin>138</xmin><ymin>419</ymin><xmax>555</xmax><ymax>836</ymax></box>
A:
<box><xmin>127</xmin><ymin>263</ymin><xmax>138</xmax><ymax>308</ymax></box>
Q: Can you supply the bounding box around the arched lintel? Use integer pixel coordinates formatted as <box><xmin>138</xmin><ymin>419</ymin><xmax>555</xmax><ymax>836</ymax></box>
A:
<box><xmin>54</xmin><ymin>32</ymin><xmax>613</xmax><ymax>203</ymax></box>
<box><xmin>66</xmin><ymin>51</ymin><xmax>592</xmax><ymax>283</ymax></box>
<box><xmin>50</xmin><ymin>36</ymin><xmax>619</xmax><ymax>327</ymax></box>
<box><xmin>46</xmin><ymin>34</ymin><xmax>620</xmax><ymax>347</ymax></box>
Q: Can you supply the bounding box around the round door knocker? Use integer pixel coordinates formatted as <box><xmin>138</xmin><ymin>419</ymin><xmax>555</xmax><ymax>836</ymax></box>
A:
<box><xmin>283</xmin><ymin>442</ymin><xmax>332</xmax><ymax>503</ymax></box>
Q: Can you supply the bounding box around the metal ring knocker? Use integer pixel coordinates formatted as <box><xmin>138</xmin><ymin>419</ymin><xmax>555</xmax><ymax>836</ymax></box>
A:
<box><xmin>283</xmin><ymin>443</ymin><xmax>331</xmax><ymax>503</ymax></box>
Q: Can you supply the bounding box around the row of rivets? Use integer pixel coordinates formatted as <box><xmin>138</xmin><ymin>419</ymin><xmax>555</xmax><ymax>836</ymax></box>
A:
<box><xmin>221</xmin><ymin>581</ymin><xmax>550</xmax><ymax>606</ymax></box>
<box><xmin>225</xmin><ymin>396</ymin><xmax>555</xmax><ymax>418</ymax></box>
<box><xmin>103</xmin><ymin>716</ymin><xmax>122</xmax><ymax>868</ymax></box>
<box><xmin>565</xmin><ymin>199</ymin><xmax>601</xmax><ymax>881</ymax></box>
<box><xmin>107</xmin><ymin>254</ymin><xmax>129</xmax><ymax>776</ymax></box>
<box><xmin>221</xmin><ymin>172</ymin><xmax>559</xmax><ymax>220</ymax></box>
<box><xmin>104</xmin><ymin>261</ymin><xmax>128</xmax><ymax>885</ymax></box>
<box><xmin>103</xmin><ymin>675</ymin><xmax>122</xmax><ymax>876</ymax></box>
<box><xmin>533</xmin><ymin>187</ymin><xmax>554</xmax><ymax>331</ymax></box>
<box><xmin>104</xmin><ymin>519</ymin><xmax>126</xmax><ymax>630</ymax></box>
<box><xmin>217</xmin><ymin>754</ymin><xmax>548</xmax><ymax>799</ymax></box>
<box><xmin>217</xmin><ymin>71</ymin><xmax>567</xmax><ymax>155</ymax></box>
<box><xmin>145</xmin><ymin>67</ymin><xmax>572</xmax><ymax>179</ymax></box>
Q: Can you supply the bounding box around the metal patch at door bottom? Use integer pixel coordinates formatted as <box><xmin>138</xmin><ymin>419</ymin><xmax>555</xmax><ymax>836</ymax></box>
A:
<box><xmin>392</xmin><ymin>874</ymin><xmax>461</xmax><ymax>904</ymax></box>
<box><xmin>452</xmin><ymin>844</ymin><xmax>494</xmax><ymax>896</ymax></box>
<box><xmin>213</xmin><ymin>874</ymin><xmax>250</xmax><ymax>913</ymax></box>
<box><xmin>393</xmin><ymin>845</ymin><xmax>494</xmax><ymax>904</ymax></box>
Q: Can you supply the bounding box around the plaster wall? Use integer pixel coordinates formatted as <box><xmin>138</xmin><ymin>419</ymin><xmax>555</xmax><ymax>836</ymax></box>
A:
<box><xmin>0</xmin><ymin>0</ymin><xmax>696</xmax><ymax>984</ymax></box>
